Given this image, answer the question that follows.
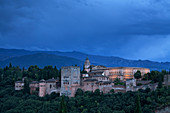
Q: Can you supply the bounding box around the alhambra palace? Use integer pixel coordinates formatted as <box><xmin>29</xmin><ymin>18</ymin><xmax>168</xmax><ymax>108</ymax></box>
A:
<box><xmin>15</xmin><ymin>57</ymin><xmax>170</xmax><ymax>97</ymax></box>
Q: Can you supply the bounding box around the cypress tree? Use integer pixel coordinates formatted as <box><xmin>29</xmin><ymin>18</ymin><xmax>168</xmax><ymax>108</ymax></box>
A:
<box><xmin>22</xmin><ymin>67</ymin><xmax>25</xmax><ymax>72</ymax></box>
<box><xmin>0</xmin><ymin>74</ymin><xmax>1</xmax><ymax>82</ymax></box>
<box><xmin>134</xmin><ymin>93</ymin><xmax>142</xmax><ymax>113</ymax></box>
<box><xmin>158</xmin><ymin>76</ymin><xmax>162</xmax><ymax>88</ymax></box>
<box><xmin>9</xmin><ymin>63</ymin><xmax>12</xmax><ymax>68</ymax></box>
<box><xmin>59</xmin><ymin>96</ymin><xmax>67</xmax><ymax>113</ymax></box>
<box><xmin>24</xmin><ymin>79</ymin><xmax>30</xmax><ymax>94</ymax></box>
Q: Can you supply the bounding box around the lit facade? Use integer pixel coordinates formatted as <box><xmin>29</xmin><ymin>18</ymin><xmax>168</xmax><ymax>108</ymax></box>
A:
<box><xmin>91</xmin><ymin>67</ymin><xmax>150</xmax><ymax>81</ymax></box>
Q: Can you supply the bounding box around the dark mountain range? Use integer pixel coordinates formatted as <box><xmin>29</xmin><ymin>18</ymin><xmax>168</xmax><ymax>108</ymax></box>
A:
<box><xmin>0</xmin><ymin>53</ymin><xmax>83</xmax><ymax>68</ymax></box>
<box><xmin>0</xmin><ymin>48</ymin><xmax>169</xmax><ymax>70</ymax></box>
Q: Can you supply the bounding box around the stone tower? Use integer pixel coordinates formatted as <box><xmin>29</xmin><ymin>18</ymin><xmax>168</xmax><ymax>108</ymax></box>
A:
<box><xmin>39</xmin><ymin>79</ymin><xmax>46</xmax><ymax>97</ymax></box>
<box><xmin>60</xmin><ymin>66</ymin><xmax>81</xmax><ymax>97</ymax></box>
<box><xmin>84</xmin><ymin>57</ymin><xmax>91</xmax><ymax>73</ymax></box>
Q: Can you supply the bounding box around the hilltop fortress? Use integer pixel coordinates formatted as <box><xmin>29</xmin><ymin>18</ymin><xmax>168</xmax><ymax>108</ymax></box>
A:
<box><xmin>14</xmin><ymin>57</ymin><xmax>168</xmax><ymax>97</ymax></box>
<box><xmin>60</xmin><ymin>57</ymin><xmax>150</xmax><ymax>97</ymax></box>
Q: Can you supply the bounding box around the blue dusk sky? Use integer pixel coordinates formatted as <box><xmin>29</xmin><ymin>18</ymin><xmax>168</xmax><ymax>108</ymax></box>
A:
<box><xmin>0</xmin><ymin>0</ymin><xmax>170</xmax><ymax>62</ymax></box>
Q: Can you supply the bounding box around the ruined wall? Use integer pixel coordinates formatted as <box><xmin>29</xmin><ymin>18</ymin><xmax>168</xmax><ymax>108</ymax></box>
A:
<box><xmin>29</xmin><ymin>83</ymin><xmax>39</xmax><ymax>94</ymax></box>
<box><xmin>46</xmin><ymin>82</ymin><xmax>60</xmax><ymax>95</ymax></box>
<box><xmin>126</xmin><ymin>79</ymin><xmax>136</xmax><ymax>92</ymax></box>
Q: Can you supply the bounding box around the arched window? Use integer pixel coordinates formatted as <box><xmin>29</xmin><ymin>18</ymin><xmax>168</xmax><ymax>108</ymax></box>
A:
<box><xmin>50</xmin><ymin>84</ymin><xmax>52</xmax><ymax>89</ymax></box>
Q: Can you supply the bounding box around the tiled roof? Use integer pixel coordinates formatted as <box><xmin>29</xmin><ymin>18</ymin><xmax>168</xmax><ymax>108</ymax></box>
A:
<box><xmin>46</xmin><ymin>78</ymin><xmax>58</xmax><ymax>83</ymax></box>
<box><xmin>84</xmin><ymin>79</ymin><xmax>98</xmax><ymax>82</ymax></box>
<box><xmin>30</xmin><ymin>81</ymin><xmax>39</xmax><ymax>84</ymax></box>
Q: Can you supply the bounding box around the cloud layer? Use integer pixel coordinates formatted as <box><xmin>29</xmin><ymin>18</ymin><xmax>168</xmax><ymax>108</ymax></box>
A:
<box><xmin>0</xmin><ymin>0</ymin><xmax>170</xmax><ymax>61</ymax></box>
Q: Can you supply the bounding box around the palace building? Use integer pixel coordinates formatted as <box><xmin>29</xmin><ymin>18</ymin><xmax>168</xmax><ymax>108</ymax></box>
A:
<box><xmin>16</xmin><ymin>57</ymin><xmax>154</xmax><ymax>97</ymax></box>
<box><xmin>84</xmin><ymin>57</ymin><xmax>150</xmax><ymax>81</ymax></box>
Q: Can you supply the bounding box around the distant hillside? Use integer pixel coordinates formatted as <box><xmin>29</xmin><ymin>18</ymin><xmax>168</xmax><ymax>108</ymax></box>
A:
<box><xmin>0</xmin><ymin>53</ymin><xmax>83</xmax><ymax>68</ymax></box>
<box><xmin>0</xmin><ymin>48</ymin><xmax>33</xmax><ymax>57</ymax></box>
<box><xmin>0</xmin><ymin>48</ymin><xmax>170</xmax><ymax>70</ymax></box>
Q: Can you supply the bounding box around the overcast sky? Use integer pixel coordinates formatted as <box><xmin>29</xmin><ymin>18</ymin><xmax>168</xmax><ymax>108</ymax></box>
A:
<box><xmin>0</xmin><ymin>0</ymin><xmax>170</xmax><ymax>62</ymax></box>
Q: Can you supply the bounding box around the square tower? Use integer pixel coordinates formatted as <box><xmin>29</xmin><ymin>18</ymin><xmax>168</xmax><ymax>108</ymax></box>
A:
<box><xmin>60</xmin><ymin>66</ymin><xmax>80</xmax><ymax>97</ymax></box>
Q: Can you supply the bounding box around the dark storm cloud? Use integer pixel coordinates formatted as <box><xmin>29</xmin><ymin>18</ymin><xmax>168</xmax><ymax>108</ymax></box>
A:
<box><xmin>0</xmin><ymin>0</ymin><xmax>170</xmax><ymax>61</ymax></box>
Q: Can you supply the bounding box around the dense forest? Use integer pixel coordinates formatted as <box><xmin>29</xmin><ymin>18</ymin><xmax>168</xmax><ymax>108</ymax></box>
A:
<box><xmin>0</xmin><ymin>64</ymin><xmax>170</xmax><ymax>113</ymax></box>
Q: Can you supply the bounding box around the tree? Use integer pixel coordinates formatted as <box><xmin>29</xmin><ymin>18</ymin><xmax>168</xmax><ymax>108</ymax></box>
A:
<box><xmin>150</xmin><ymin>71</ymin><xmax>160</xmax><ymax>83</ymax></box>
<box><xmin>9</xmin><ymin>63</ymin><xmax>12</xmax><ymax>68</ymax></box>
<box><xmin>145</xmin><ymin>88</ymin><xmax>151</xmax><ymax>93</ymax></box>
<box><xmin>134</xmin><ymin>71</ymin><xmax>142</xmax><ymax>79</ymax></box>
<box><xmin>94</xmin><ymin>89</ymin><xmax>100</xmax><ymax>96</ymax></box>
<box><xmin>110</xmin><ymin>89</ymin><xmax>115</xmax><ymax>94</ymax></box>
<box><xmin>22</xmin><ymin>67</ymin><xmax>25</xmax><ymax>72</ymax></box>
<box><xmin>75</xmin><ymin>88</ymin><xmax>84</xmax><ymax>97</ymax></box>
<box><xmin>158</xmin><ymin>76</ymin><xmax>162</xmax><ymax>89</ymax></box>
<box><xmin>161</xmin><ymin>70</ymin><xmax>167</xmax><ymax>76</ymax></box>
<box><xmin>59</xmin><ymin>96</ymin><xmax>67</xmax><ymax>113</ymax></box>
<box><xmin>143</xmin><ymin>73</ymin><xmax>149</xmax><ymax>80</ymax></box>
<box><xmin>134</xmin><ymin>93</ymin><xmax>142</xmax><ymax>113</ymax></box>
<box><xmin>114</xmin><ymin>78</ymin><xmax>120</xmax><ymax>83</ymax></box>
<box><xmin>50</xmin><ymin>92</ymin><xmax>59</xmax><ymax>99</ymax></box>
<box><xmin>23</xmin><ymin>78</ymin><xmax>30</xmax><ymax>94</ymax></box>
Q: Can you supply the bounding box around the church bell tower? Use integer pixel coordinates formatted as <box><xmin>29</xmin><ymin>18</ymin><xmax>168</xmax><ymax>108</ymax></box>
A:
<box><xmin>84</xmin><ymin>57</ymin><xmax>91</xmax><ymax>73</ymax></box>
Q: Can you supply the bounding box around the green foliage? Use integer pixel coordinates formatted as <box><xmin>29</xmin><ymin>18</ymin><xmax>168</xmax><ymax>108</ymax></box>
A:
<box><xmin>110</xmin><ymin>89</ymin><xmax>115</xmax><ymax>94</ymax></box>
<box><xmin>114</xmin><ymin>78</ymin><xmax>120</xmax><ymax>83</ymax></box>
<box><xmin>137</xmin><ymin>83</ymin><xmax>142</xmax><ymax>86</ymax></box>
<box><xmin>59</xmin><ymin>96</ymin><xmax>67</xmax><ymax>113</ymax></box>
<box><xmin>134</xmin><ymin>71</ymin><xmax>142</xmax><ymax>79</ymax></box>
<box><xmin>24</xmin><ymin>78</ymin><xmax>30</xmax><ymax>94</ymax></box>
<box><xmin>0</xmin><ymin>84</ymin><xmax>170</xmax><ymax>113</ymax></box>
<box><xmin>114</xmin><ymin>78</ymin><xmax>125</xmax><ymax>85</ymax></box>
<box><xmin>143</xmin><ymin>73</ymin><xmax>149</xmax><ymax>80</ymax></box>
<box><xmin>0</xmin><ymin>64</ymin><xmax>60</xmax><ymax>83</ymax></box>
<box><xmin>143</xmin><ymin>70</ymin><xmax>167</xmax><ymax>84</ymax></box>
<box><xmin>94</xmin><ymin>89</ymin><xmax>100</xmax><ymax>96</ymax></box>
<box><xmin>75</xmin><ymin>88</ymin><xmax>84</xmax><ymax>97</ymax></box>
<box><xmin>150</xmin><ymin>71</ymin><xmax>165</xmax><ymax>83</ymax></box>
<box><xmin>115</xmin><ymin>82</ymin><xmax>125</xmax><ymax>85</ymax></box>
<box><xmin>134</xmin><ymin>93</ymin><xmax>142</xmax><ymax>113</ymax></box>
<box><xmin>158</xmin><ymin>76</ymin><xmax>163</xmax><ymax>89</ymax></box>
